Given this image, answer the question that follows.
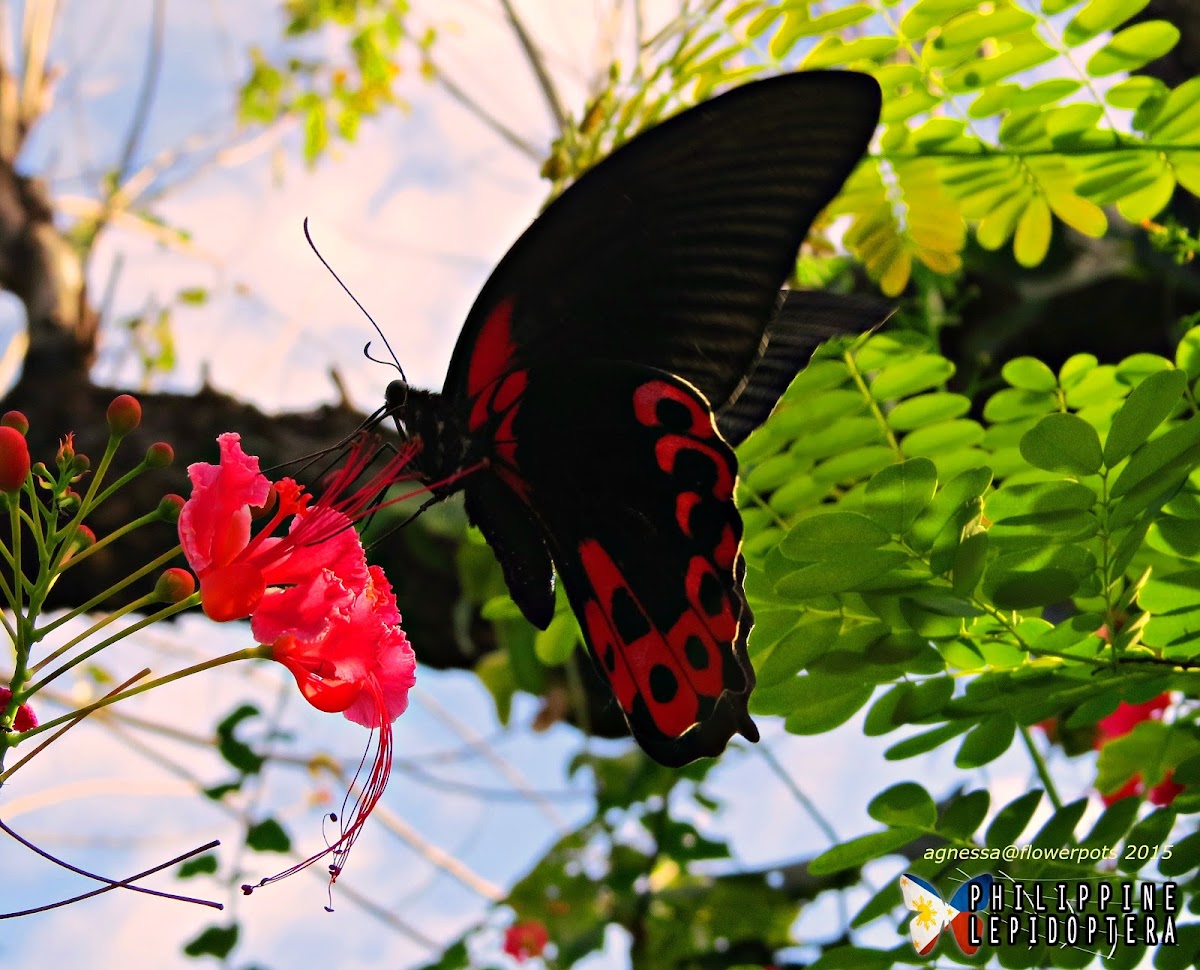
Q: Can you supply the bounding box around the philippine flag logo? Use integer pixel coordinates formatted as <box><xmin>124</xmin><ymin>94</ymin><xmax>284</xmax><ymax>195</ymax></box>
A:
<box><xmin>898</xmin><ymin>872</ymin><xmax>994</xmax><ymax>955</ymax></box>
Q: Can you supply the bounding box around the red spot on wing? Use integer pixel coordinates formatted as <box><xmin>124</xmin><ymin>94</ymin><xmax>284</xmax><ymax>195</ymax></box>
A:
<box><xmin>714</xmin><ymin>525</ymin><xmax>738</xmax><ymax>570</ymax></box>
<box><xmin>654</xmin><ymin>436</ymin><xmax>734</xmax><ymax>500</ymax></box>
<box><xmin>684</xmin><ymin>556</ymin><xmax>737</xmax><ymax>642</ymax></box>
<box><xmin>675</xmin><ymin>492</ymin><xmax>701</xmax><ymax>536</ymax></box>
<box><xmin>467</xmin><ymin>298</ymin><xmax>516</xmax><ymax>398</ymax></box>
<box><xmin>578</xmin><ymin>539</ymin><xmax>701</xmax><ymax>736</ymax></box>
<box><xmin>633</xmin><ymin>380</ymin><xmax>714</xmax><ymax>438</ymax></box>
<box><xmin>493</xmin><ymin>371</ymin><xmax>527</xmax><ymax>413</ymax></box>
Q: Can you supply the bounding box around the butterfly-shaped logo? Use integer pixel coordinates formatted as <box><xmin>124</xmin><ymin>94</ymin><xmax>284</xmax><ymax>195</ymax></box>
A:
<box><xmin>899</xmin><ymin>872</ymin><xmax>994</xmax><ymax>955</ymax></box>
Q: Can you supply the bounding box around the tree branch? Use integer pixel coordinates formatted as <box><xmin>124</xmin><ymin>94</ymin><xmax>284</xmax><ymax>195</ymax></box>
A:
<box><xmin>496</xmin><ymin>0</ymin><xmax>568</xmax><ymax>134</ymax></box>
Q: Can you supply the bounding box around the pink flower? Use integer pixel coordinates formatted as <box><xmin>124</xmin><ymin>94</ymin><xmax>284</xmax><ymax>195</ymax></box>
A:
<box><xmin>182</xmin><ymin>432</ymin><xmax>423</xmax><ymax>897</ymax></box>
<box><xmin>0</xmin><ymin>687</ymin><xmax>37</xmax><ymax>732</ymax></box>
<box><xmin>245</xmin><ymin>566</ymin><xmax>415</xmax><ymax>897</ymax></box>
<box><xmin>504</xmin><ymin>921</ymin><xmax>549</xmax><ymax>962</ymax></box>
<box><xmin>1095</xmin><ymin>694</ymin><xmax>1184</xmax><ymax>806</ymax></box>
<box><xmin>179</xmin><ymin>432</ymin><xmax>416</xmax><ymax>641</ymax></box>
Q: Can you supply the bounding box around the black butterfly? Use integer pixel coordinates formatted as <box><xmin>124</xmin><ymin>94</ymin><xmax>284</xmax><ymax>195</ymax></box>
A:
<box><xmin>385</xmin><ymin>71</ymin><xmax>884</xmax><ymax>766</ymax></box>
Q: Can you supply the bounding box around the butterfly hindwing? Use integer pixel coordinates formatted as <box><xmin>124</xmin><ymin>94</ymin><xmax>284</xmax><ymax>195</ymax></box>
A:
<box><xmin>477</xmin><ymin>360</ymin><xmax>757</xmax><ymax>766</ymax></box>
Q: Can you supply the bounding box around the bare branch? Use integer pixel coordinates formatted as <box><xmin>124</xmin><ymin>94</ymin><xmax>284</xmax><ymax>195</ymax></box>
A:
<box><xmin>432</xmin><ymin>68</ymin><xmax>542</xmax><ymax>161</ymax></box>
<box><xmin>0</xmin><ymin>5</ymin><xmax>18</xmax><ymax>159</ymax></box>
<box><xmin>415</xmin><ymin>690</ymin><xmax>571</xmax><ymax>833</ymax></box>
<box><xmin>18</xmin><ymin>0</ymin><xmax>57</xmax><ymax>139</ymax></box>
<box><xmin>115</xmin><ymin>0</ymin><xmax>166</xmax><ymax>184</ymax></box>
<box><xmin>496</xmin><ymin>0</ymin><xmax>568</xmax><ymax>134</ymax></box>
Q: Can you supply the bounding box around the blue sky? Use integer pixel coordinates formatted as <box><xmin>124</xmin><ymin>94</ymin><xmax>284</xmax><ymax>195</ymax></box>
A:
<box><xmin>1</xmin><ymin>2</ymin><xmax>1116</xmax><ymax>968</ymax></box>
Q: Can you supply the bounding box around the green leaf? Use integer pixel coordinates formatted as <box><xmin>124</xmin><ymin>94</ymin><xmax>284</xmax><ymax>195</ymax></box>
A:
<box><xmin>216</xmin><ymin>704</ymin><xmax>263</xmax><ymax>776</ymax></box>
<box><xmin>184</xmin><ymin>924</ymin><xmax>240</xmax><ymax>959</ymax></box>
<box><xmin>1014</xmin><ymin>194</ymin><xmax>1052</xmax><ymax>267</ymax></box>
<box><xmin>808</xmin><ymin>827</ymin><xmax>922</xmax><ymax>875</ymax></box>
<box><xmin>755</xmin><ymin>617</ymin><xmax>842</xmax><ymax>687</ymax></box>
<box><xmin>986</xmin><ymin>789</ymin><xmax>1043</xmax><ymax>847</ymax></box>
<box><xmin>956</xmin><ymin>715</ymin><xmax>1016</xmax><ymax>768</ymax></box>
<box><xmin>885</xmin><ymin>721</ymin><xmax>972</xmax><ymax>760</ymax></box>
<box><xmin>870</xmin><ymin>354</ymin><xmax>955</xmax><ymax>399</ymax></box>
<box><xmin>1111</xmin><ymin>415</ymin><xmax>1200</xmax><ymax>498</ymax></box>
<box><xmin>902</xmin><ymin>419</ymin><xmax>984</xmax><ymax>457</ymax></box>
<box><xmin>178</xmin><ymin>853</ymin><xmax>219</xmax><ymax>879</ymax></box>
<box><xmin>952</xmin><ymin>531</ymin><xmax>988</xmax><ymax>597</ymax></box>
<box><xmin>868</xmin><ymin>782</ymin><xmax>937</xmax><ymax>828</ymax></box>
<box><xmin>909</xmin><ymin>466</ymin><xmax>993</xmax><ymax>551</ymax></box>
<box><xmin>780</xmin><ymin>678</ymin><xmax>875</xmax><ymax>734</ymax></box>
<box><xmin>1019</xmin><ymin>412</ymin><xmax>1103</xmax><ymax>475</ymax></box>
<box><xmin>1107</xmin><ymin>75</ymin><xmax>1167</xmax><ymax>109</ymax></box>
<box><xmin>1176</xmin><ymin>326</ymin><xmax>1200</xmax><ymax>378</ymax></box>
<box><xmin>780</xmin><ymin>511</ymin><xmax>891</xmax><ymax>560</ymax></box>
<box><xmin>1104</xmin><ymin>367</ymin><xmax>1188</xmax><ymax>466</ymax></box>
<box><xmin>775</xmin><ymin>552</ymin><xmax>911</xmax><ymax>599</ymax></box>
<box><xmin>983</xmin><ymin>387</ymin><xmax>1058</xmax><ymax>422</ymax></box>
<box><xmin>1138</xmin><ymin>568</ymin><xmax>1200</xmax><ymax>612</ymax></box>
<box><xmin>1064</xmin><ymin>0</ymin><xmax>1151</xmax><ymax>45</ymax></box>
<box><xmin>245</xmin><ymin>818</ymin><xmax>291</xmax><ymax>853</ymax></box>
<box><xmin>1087</xmin><ymin>21</ymin><xmax>1181</xmax><ymax>77</ymax></box>
<box><xmin>887</xmin><ymin>392</ymin><xmax>971</xmax><ymax>431</ymax></box>
<box><xmin>938</xmin><ymin>789</ymin><xmax>990</xmax><ymax>840</ymax></box>
<box><xmin>1002</xmin><ymin>356</ymin><xmax>1058</xmax><ymax>391</ymax></box>
<box><xmin>864</xmin><ymin>458</ymin><xmax>937</xmax><ymax>535</ymax></box>
<box><xmin>534</xmin><ymin>612</ymin><xmax>580</xmax><ymax>666</ymax></box>
<box><xmin>1119</xmin><ymin>806</ymin><xmax>1176</xmax><ymax>873</ymax></box>
<box><xmin>1031</xmin><ymin>798</ymin><xmax>1088</xmax><ymax>847</ymax></box>
<box><xmin>1080</xmin><ymin>796</ymin><xmax>1140</xmax><ymax>850</ymax></box>
<box><xmin>474</xmin><ymin>651</ymin><xmax>517</xmax><ymax>725</ymax></box>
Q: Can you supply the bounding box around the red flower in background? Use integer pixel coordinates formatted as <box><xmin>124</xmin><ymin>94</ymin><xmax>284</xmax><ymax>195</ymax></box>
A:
<box><xmin>1094</xmin><ymin>695</ymin><xmax>1183</xmax><ymax>806</ymax></box>
<box><xmin>504</xmin><ymin>921</ymin><xmax>549</xmax><ymax>962</ymax></box>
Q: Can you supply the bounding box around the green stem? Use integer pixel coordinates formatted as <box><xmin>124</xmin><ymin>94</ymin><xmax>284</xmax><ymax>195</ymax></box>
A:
<box><xmin>88</xmin><ymin>458</ymin><xmax>150</xmax><ymax>512</ymax></box>
<box><xmin>844</xmin><ymin>350</ymin><xmax>903</xmax><ymax>459</ymax></box>
<box><xmin>25</xmin><ymin>595</ymin><xmax>199</xmax><ymax>693</ymax></box>
<box><xmin>58</xmin><ymin>508</ymin><xmax>162</xmax><ymax>572</ymax></box>
<box><xmin>758</xmin><ymin>743</ymin><xmax>840</xmax><ymax>845</ymax></box>
<box><xmin>35</xmin><ymin>545</ymin><xmax>182</xmax><ymax>639</ymax></box>
<box><xmin>2</xmin><ymin>644</ymin><xmax>272</xmax><ymax>773</ymax></box>
<box><xmin>1020</xmin><ymin>724</ymin><xmax>1063</xmax><ymax>812</ymax></box>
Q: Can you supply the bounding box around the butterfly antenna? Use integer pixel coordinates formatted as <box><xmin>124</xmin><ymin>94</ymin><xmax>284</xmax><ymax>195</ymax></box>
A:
<box><xmin>303</xmin><ymin>217</ymin><xmax>407</xmax><ymax>384</ymax></box>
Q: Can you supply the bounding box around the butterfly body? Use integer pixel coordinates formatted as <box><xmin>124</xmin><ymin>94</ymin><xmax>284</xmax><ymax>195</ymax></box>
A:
<box><xmin>384</xmin><ymin>72</ymin><xmax>885</xmax><ymax>766</ymax></box>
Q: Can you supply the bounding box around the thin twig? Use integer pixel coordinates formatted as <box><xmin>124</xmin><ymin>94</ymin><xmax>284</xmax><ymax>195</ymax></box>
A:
<box><xmin>0</xmin><ymin>668</ymin><xmax>149</xmax><ymax>783</ymax></box>
<box><xmin>115</xmin><ymin>0</ymin><xmax>166</xmax><ymax>183</ymax></box>
<box><xmin>0</xmin><ymin>818</ymin><xmax>221</xmax><ymax>913</ymax></box>
<box><xmin>432</xmin><ymin>69</ymin><xmax>541</xmax><ymax>160</ymax></box>
<box><xmin>414</xmin><ymin>690</ymin><xmax>569</xmax><ymax>832</ymax></box>
<box><xmin>496</xmin><ymin>0</ymin><xmax>567</xmax><ymax>134</ymax></box>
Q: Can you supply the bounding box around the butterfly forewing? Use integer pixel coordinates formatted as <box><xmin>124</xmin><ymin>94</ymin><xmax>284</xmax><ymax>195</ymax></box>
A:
<box><xmin>442</xmin><ymin>72</ymin><xmax>882</xmax><ymax>411</ymax></box>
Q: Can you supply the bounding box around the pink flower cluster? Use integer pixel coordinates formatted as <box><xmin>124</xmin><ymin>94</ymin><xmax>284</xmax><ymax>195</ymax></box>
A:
<box><xmin>179</xmin><ymin>432</ymin><xmax>418</xmax><ymax>889</ymax></box>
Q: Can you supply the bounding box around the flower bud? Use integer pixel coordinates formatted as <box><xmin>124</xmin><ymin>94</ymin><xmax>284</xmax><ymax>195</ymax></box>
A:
<box><xmin>56</xmin><ymin>433</ymin><xmax>76</xmax><ymax>468</ymax></box>
<box><xmin>0</xmin><ymin>426</ymin><xmax>30</xmax><ymax>492</ymax></box>
<box><xmin>60</xmin><ymin>525</ymin><xmax>96</xmax><ymax>564</ymax></box>
<box><xmin>107</xmin><ymin>394</ymin><xmax>142</xmax><ymax>436</ymax></box>
<box><xmin>155</xmin><ymin>567</ymin><xmax>197</xmax><ymax>603</ymax></box>
<box><xmin>146</xmin><ymin>442</ymin><xmax>174</xmax><ymax>468</ymax></box>
<box><xmin>157</xmin><ymin>493</ymin><xmax>185</xmax><ymax>523</ymax></box>
<box><xmin>59</xmin><ymin>490</ymin><xmax>81</xmax><ymax>515</ymax></box>
<box><xmin>1</xmin><ymin>410</ymin><xmax>28</xmax><ymax>434</ymax></box>
<box><xmin>0</xmin><ymin>686</ymin><xmax>37</xmax><ymax>732</ymax></box>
